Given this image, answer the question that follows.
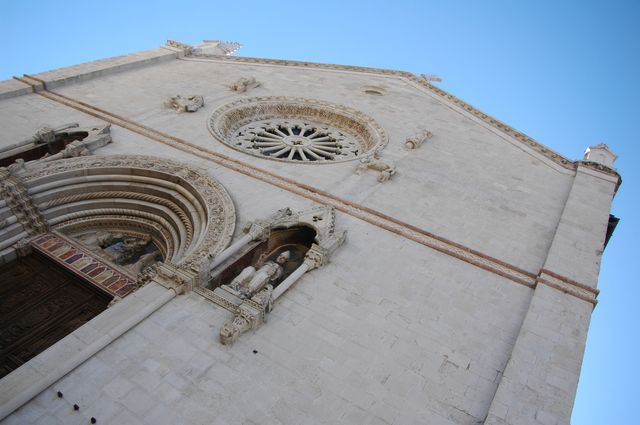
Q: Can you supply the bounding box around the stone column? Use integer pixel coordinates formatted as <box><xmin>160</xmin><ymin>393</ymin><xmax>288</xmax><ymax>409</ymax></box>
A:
<box><xmin>485</xmin><ymin>148</ymin><xmax>620</xmax><ymax>425</ymax></box>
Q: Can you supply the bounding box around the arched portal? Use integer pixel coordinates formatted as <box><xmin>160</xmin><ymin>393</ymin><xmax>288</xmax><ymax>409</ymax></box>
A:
<box><xmin>0</xmin><ymin>155</ymin><xmax>236</xmax><ymax>376</ymax></box>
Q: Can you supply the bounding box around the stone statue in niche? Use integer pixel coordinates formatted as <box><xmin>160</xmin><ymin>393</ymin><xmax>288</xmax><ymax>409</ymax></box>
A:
<box><xmin>228</xmin><ymin>251</ymin><xmax>290</xmax><ymax>299</ymax></box>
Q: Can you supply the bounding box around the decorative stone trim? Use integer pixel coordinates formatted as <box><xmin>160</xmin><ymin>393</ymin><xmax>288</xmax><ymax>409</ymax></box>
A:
<box><xmin>14</xmin><ymin>154</ymin><xmax>235</xmax><ymax>277</ymax></box>
<box><xmin>32</xmin><ymin>232</ymin><xmax>138</xmax><ymax>297</ymax></box>
<box><xmin>216</xmin><ymin>205</ymin><xmax>347</xmax><ymax>345</ymax></box>
<box><xmin>537</xmin><ymin>269</ymin><xmax>598</xmax><ymax>305</ymax></box>
<box><xmin>208</xmin><ymin>96</ymin><xmax>388</xmax><ymax>164</ymax></box>
<box><xmin>0</xmin><ymin>169</ymin><xmax>47</xmax><ymax>236</ymax></box>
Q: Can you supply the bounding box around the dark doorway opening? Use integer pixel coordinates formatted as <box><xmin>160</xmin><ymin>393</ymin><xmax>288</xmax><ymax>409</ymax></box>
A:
<box><xmin>0</xmin><ymin>251</ymin><xmax>112</xmax><ymax>378</ymax></box>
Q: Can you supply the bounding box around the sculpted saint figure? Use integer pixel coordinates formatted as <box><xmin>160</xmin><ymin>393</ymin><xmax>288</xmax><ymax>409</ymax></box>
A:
<box><xmin>228</xmin><ymin>251</ymin><xmax>291</xmax><ymax>298</ymax></box>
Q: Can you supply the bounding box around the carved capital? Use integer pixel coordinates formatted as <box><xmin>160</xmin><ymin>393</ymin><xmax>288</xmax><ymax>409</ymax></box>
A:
<box><xmin>303</xmin><ymin>230</ymin><xmax>347</xmax><ymax>270</ymax></box>
<box><xmin>154</xmin><ymin>263</ymin><xmax>197</xmax><ymax>294</ymax></box>
<box><xmin>219</xmin><ymin>293</ymin><xmax>269</xmax><ymax>346</ymax></box>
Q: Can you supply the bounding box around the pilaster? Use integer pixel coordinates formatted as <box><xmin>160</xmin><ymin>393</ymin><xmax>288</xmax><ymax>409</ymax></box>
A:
<box><xmin>485</xmin><ymin>157</ymin><xmax>620</xmax><ymax>424</ymax></box>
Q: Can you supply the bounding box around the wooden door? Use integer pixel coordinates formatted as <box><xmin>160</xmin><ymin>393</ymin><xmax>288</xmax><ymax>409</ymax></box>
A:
<box><xmin>0</xmin><ymin>251</ymin><xmax>112</xmax><ymax>378</ymax></box>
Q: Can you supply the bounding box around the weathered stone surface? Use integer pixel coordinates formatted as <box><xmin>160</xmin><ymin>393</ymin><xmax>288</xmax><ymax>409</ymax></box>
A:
<box><xmin>0</xmin><ymin>40</ymin><xmax>619</xmax><ymax>425</ymax></box>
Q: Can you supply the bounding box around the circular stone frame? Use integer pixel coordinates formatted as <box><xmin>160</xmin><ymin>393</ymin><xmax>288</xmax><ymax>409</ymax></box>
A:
<box><xmin>208</xmin><ymin>97</ymin><xmax>388</xmax><ymax>164</ymax></box>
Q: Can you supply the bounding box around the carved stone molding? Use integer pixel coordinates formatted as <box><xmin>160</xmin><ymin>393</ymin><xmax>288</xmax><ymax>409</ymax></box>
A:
<box><xmin>537</xmin><ymin>270</ymin><xmax>598</xmax><ymax>306</ymax></box>
<box><xmin>208</xmin><ymin>96</ymin><xmax>388</xmax><ymax>164</ymax></box>
<box><xmin>16</xmin><ymin>155</ymin><xmax>236</xmax><ymax>277</ymax></box>
<box><xmin>0</xmin><ymin>169</ymin><xmax>47</xmax><ymax>236</ymax></box>
<box><xmin>165</xmin><ymin>95</ymin><xmax>204</xmax><ymax>113</ymax></box>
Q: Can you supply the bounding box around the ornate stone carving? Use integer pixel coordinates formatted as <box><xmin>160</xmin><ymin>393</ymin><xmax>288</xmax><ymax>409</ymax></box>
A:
<box><xmin>165</xmin><ymin>95</ymin><xmax>205</xmax><ymax>113</ymax></box>
<box><xmin>18</xmin><ymin>155</ymin><xmax>236</xmax><ymax>277</ymax></box>
<box><xmin>220</xmin><ymin>288</ymin><xmax>271</xmax><ymax>345</ymax></box>
<box><xmin>215</xmin><ymin>205</ymin><xmax>346</xmax><ymax>345</ymax></box>
<box><xmin>136</xmin><ymin>263</ymin><xmax>159</xmax><ymax>288</ymax></box>
<box><xmin>243</xmin><ymin>207</ymin><xmax>293</xmax><ymax>242</ymax></box>
<box><xmin>0</xmin><ymin>170</ymin><xmax>47</xmax><ymax>236</ymax></box>
<box><xmin>303</xmin><ymin>230</ymin><xmax>347</xmax><ymax>270</ymax></box>
<box><xmin>230</xmin><ymin>77</ymin><xmax>260</xmax><ymax>93</ymax></box>
<box><xmin>1</xmin><ymin>123</ymin><xmax>112</xmax><ymax>168</ymax></box>
<box><xmin>356</xmin><ymin>158</ymin><xmax>396</xmax><ymax>182</ymax></box>
<box><xmin>405</xmin><ymin>130</ymin><xmax>433</xmax><ymax>150</ymax></box>
<box><xmin>208</xmin><ymin>97</ymin><xmax>387</xmax><ymax>164</ymax></box>
<box><xmin>154</xmin><ymin>262</ymin><xmax>196</xmax><ymax>294</ymax></box>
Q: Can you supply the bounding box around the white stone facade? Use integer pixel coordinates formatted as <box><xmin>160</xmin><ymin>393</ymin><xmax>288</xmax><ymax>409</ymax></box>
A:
<box><xmin>0</xmin><ymin>40</ymin><xmax>620</xmax><ymax>425</ymax></box>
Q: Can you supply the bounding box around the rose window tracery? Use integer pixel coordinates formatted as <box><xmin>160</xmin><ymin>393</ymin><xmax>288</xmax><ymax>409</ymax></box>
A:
<box><xmin>232</xmin><ymin>119</ymin><xmax>361</xmax><ymax>162</ymax></box>
<box><xmin>208</xmin><ymin>97</ymin><xmax>387</xmax><ymax>164</ymax></box>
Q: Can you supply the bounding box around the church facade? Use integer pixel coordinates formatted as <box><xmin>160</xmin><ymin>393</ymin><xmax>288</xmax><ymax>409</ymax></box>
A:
<box><xmin>0</xmin><ymin>40</ymin><xmax>620</xmax><ymax>424</ymax></box>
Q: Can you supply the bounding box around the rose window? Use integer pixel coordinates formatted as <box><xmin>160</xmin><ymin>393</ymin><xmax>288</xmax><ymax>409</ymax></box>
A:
<box><xmin>232</xmin><ymin>120</ymin><xmax>361</xmax><ymax>162</ymax></box>
<box><xmin>208</xmin><ymin>97</ymin><xmax>387</xmax><ymax>164</ymax></box>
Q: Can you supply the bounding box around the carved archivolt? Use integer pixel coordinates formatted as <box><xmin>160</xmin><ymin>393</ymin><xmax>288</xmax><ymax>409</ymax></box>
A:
<box><xmin>16</xmin><ymin>155</ymin><xmax>236</xmax><ymax>273</ymax></box>
<box><xmin>208</xmin><ymin>97</ymin><xmax>388</xmax><ymax>164</ymax></box>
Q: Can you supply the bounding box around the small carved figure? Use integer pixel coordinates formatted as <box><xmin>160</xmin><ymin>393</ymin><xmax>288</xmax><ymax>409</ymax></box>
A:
<box><xmin>356</xmin><ymin>158</ymin><xmax>397</xmax><ymax>182</ymax></box>
<box><xmin>165</xmin><ymin>95</ymin><xmax>205</xmax><ymax>113</ymax></box>
<box><xmin>229</xmin><ymin>77</ymin><xmax>260</xmax><ymax>93</ymax></box>
<box><xmin>405</xmin><ymin>130</ymin><xmax>433</xmax><ymax>150</ymax></box>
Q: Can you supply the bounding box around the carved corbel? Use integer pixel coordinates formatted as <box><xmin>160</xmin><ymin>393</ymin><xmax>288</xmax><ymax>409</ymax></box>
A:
<box><xmin>405</xmin><ymin>130</ymin><xmax>433</xmax><ymax>150</ymax></box>
<box><xmin>220</xmin><ymin>286</ymin><xmax>273</xmax><ymax>345</ymax></box>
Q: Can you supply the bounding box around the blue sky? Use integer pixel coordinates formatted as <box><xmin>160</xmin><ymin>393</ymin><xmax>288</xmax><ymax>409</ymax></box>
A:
<box><xmin>2</xmin><ymin>1</ymin><xmax>638</xmax><ymax>423</ymax></box>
